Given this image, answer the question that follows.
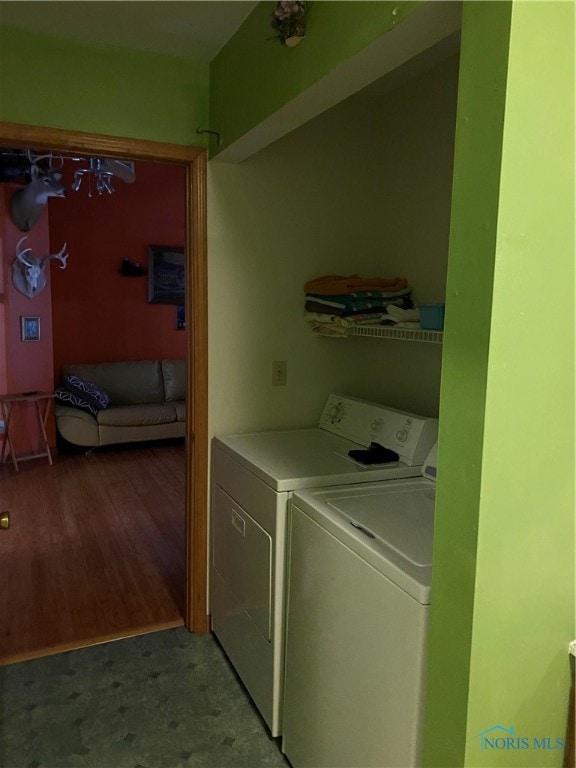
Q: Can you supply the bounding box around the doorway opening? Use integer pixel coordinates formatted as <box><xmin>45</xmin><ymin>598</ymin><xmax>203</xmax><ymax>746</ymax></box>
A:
<box><xmin>0</xmin><ymin>122</ymin><xmax>208</xmax><ymax>663</ymax></box>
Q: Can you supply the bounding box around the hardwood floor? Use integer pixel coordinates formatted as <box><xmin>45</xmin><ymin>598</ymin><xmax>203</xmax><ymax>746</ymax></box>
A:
<box><xmin>0</xmin><ymin>442</ymin><xmax>186</xmax><ymax>665</ymax></box>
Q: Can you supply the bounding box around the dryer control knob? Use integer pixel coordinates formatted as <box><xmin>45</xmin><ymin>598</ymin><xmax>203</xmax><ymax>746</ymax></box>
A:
<box><xmin>396</xmin><ymin>429</ymin><xmax>408</xmax><ymax>442</ymax></box>
<box><xmin>371</xmin><ymin>418</ymin><xmax>384</xmax><ymax>434</ymax></box>
<box><xmin>327</xmin><ymin>403</ymin><xmax>344</xmax><ymax>424</ymax></box>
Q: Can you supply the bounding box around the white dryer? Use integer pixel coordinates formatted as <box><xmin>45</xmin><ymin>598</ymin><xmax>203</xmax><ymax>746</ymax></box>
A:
<box><xmin>281</xmin><ymin>445</ymin><xmax>438</xmax><ymax>767</ymax></box>
<box><xmin>210</xmin><ymin>394</ymin><xmax>438</xmax><ymax>736</ymax></box>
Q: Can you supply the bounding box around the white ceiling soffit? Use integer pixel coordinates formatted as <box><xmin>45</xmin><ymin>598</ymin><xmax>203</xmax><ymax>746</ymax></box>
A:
<box><xmin>0</xmin><ymin>1</ymin><xmax>258</xmax><ymax>61</ymax></box>
<box><xmin>215</xmin><ymin>0</ymin><xmax>463</xmax><ymax>163</ymax></box>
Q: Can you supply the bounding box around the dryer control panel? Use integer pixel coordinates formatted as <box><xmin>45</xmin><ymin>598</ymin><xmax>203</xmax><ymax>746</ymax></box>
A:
<box><xmin>319</xmin><ymin>394</ymin><xmax>438</xmax><ymax>467</ymax></box>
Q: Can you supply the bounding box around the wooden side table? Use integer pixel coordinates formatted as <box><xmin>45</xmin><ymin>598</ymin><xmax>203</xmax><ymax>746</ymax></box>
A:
<box><xmin>0</xmin><ymin>391</ymin><xmax>55</xmax><ymax>472</ymax></box>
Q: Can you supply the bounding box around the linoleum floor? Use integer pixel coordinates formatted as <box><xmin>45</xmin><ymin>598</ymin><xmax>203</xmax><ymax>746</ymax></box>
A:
<box><xmin>0</xmin><ymin>627</ymin><xmax>288</xmax><ymax>768</ymax></box>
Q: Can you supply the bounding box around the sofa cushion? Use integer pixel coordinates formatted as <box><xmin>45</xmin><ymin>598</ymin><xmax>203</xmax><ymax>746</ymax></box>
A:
<box><xmin>172</xmin><ymin>401</ymin><xmax>186</xmax><ymax>422</ymax></box>
<box><xmin>162</xmin><ymin>359</ymin><xmax>186</xmax><ymax>402</ymax></box>
<box><xmin>63</xmin><ymin>374</ymin><xmax>110</xmax><ymax>411</ymax></box>
<box><xmin>63</xmin><ymin>361</ymin><xmax>164</xmax><ymax>406</ymax></box>
<box><xmin>55</xmin><ymin>386</ymin><xmax>98</xmax><ymax>417</ymax></box>
<box><xmin>96</xmin><ymin>404</ymin><xmax>177</xmax><ymax>428</ymax></box>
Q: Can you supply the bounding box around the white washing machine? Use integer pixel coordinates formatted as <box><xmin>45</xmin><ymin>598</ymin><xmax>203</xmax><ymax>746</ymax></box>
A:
<box><xmin>281</xmin><ymin>444</ymin><xmax>438</xmax><ymax>768</ymax></box>
<box><xmin>210</xmin><ymin>394</ymin><xmax>438</xmax><ymax>736</ymax></box>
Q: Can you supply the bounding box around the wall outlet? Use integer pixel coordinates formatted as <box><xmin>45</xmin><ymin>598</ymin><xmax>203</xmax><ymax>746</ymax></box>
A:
<box><xmin>272</xmin><ymin>360</ymin><xmax>287</xmax><ymax>386</ymax></box>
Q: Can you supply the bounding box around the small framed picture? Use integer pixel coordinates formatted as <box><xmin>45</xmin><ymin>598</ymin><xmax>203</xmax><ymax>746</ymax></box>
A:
<box><xmin>148</xmin><ymin>245</ymin><xmax>185</xmax><ymax>305</ymax></box>
<box><xmin>21</xmin><ymin>316</ymin><xmax>40</xmax><ymax>341</ymax></box>
<box><xmin>176</xmin><ymin>306</ymin><xmax>186</xmax><ymax>330</ymax></box>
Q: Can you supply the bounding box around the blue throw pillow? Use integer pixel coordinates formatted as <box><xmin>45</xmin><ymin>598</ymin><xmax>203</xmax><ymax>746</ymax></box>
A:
<box><xmin>55</xmin><ymin>386</ymin><xmax>98</xmax><ymax>417</ymax></box>
<box><xmin>63</xmin><ymin>374</ymin><xmax>110</xmax><ymax>411</ymax></box>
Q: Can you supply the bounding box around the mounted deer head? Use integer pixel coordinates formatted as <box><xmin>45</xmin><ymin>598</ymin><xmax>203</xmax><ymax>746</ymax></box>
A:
<box><xmin>13</xmin><ymin>236</ymin><xmax>68</xmax><ymax>299</ymax></box>
<box><xmin>9</xmin><ymin>164</ymin><xmax>67</xmax><ymax>232</ymax></box>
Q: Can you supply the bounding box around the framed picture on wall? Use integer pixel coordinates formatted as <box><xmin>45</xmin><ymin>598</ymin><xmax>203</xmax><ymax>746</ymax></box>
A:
<box><xmin>148</xmin><ymin>245</ymin><xmax>185</xmax><ymax>305</ymax></box>
<box><xmin>21</xmin><ymin>316</ymin><xmax>40</xmax><ymax>342</ymax></box>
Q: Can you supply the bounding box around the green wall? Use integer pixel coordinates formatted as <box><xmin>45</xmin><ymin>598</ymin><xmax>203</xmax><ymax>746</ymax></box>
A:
<box><xmin>0</xmin><ymin>26</ymin><xmax>209</xmax><ymax>145</ymax></box>
<box><xmin>463</xmin><ymin>0</ymin><xmax>574</xmax><ymax>764</ymax></box>
<box><xmin>423</xmin><ymin>3</ymin><xmax>513</xmax><ymax>765</ymax></box>
<box><xmin>424</xmin><ymin>2</ymin><xmax>575</xmax><ymax>766</ymax></box>
<box><xmin>209</xmin><ymin>0</ymin><xmax>422</xmax><ymax>154</ymax></box>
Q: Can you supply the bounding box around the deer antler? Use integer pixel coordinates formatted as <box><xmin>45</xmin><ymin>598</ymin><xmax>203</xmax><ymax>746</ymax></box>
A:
<box><xmin>15</xmin><ymin>236</ymin><xmax>34</xmax><ymax>267</ymax></box>
<box><xmin>26</xmin><ymin>149</ymin><xmax>63</xmax><ymax>169</ymax></box>
<box><xmin>45</xmin><ymin>242</ymin><xmax>68</xmax><ymax>269</ymax></box>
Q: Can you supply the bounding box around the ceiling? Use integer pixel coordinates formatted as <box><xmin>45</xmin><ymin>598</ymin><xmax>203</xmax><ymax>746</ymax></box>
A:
<box><xmin>0</xmin><ymin>1</ymin><xmax>259</xmax><ymax>61</ymax></box>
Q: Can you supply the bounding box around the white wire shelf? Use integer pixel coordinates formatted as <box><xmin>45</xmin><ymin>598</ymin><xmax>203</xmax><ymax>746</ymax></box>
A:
<box><xmin>350</xmin><ymin>325</ymin><xmax>443</xmax><ymax>343</ymax></box>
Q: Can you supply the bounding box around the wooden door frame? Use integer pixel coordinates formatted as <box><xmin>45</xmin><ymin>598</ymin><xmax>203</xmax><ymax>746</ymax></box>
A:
<box><xmin>0</xmin><ymin>121</ymin><xmax>209</xmax><ymax>634</ymax></box>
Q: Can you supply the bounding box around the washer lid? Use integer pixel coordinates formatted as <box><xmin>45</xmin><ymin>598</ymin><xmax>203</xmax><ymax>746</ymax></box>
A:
<box><xmin>329</xmin><ymin>486</ymin><xmax>435</xmax><ymax>567</ymax></box>
<box><xmin>293</xmin><ymin>478</ymin><xmax>435</xmax><ymax>603</ymax></box>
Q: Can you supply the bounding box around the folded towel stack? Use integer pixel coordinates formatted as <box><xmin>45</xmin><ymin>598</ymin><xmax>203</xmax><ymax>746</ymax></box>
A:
<box><xmin>306</xmin><ymin>290</ymin><xmax>412</xmax><ymax>317</ymax></box>
<box><xmin>304</xmin><ymin>275</ymin><xmax>408</xmax><ymax>295</ymax></box>
<box><xmin>303</xmin><ymin>274</ymin><xmax>413</xmax><ymax>337</ymax></box>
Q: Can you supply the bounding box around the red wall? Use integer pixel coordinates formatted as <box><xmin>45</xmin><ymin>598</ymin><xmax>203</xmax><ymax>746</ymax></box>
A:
<box><xmin>49</xmin><ymin>161</ymin><xmax>186</xmax><ymax>380</ymax></box>
<box><xmin>0</xmin><ymin>185</ymin><xmax>55</xmax><ymax>453</ymax></box>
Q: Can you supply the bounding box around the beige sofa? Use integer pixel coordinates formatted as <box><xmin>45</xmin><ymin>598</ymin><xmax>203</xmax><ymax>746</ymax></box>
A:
<box><xmin>55</xmin><ymin>359</ymin><xmax>186</xmax><ymax>448</ymax></box>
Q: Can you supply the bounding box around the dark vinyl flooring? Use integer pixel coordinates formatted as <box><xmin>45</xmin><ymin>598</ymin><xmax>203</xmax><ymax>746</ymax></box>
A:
<box><xmin>0</xmin><ymin>627</ymin><xmax>289</xmax><ymax>768</ymax></box>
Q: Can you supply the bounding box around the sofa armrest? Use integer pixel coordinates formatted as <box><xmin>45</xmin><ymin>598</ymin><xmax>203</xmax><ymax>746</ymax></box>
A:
<box><xmin>55</xmin><ymin>405</ymin><xmax>99</xmax><ymax>447</ymax></box>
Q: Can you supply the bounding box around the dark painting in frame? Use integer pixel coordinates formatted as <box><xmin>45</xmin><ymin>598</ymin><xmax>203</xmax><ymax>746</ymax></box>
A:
<box><xmin>148</xmin><ymin>245</ymin><xmax>185</xmax><ymax>305</ymax></box>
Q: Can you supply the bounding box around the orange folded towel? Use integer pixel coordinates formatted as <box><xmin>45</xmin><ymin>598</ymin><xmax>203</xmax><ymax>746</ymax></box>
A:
<box><xmin>304</xmin><ymin>274</ymin><xmax>408</xmax><ymax>295</ymax></box>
